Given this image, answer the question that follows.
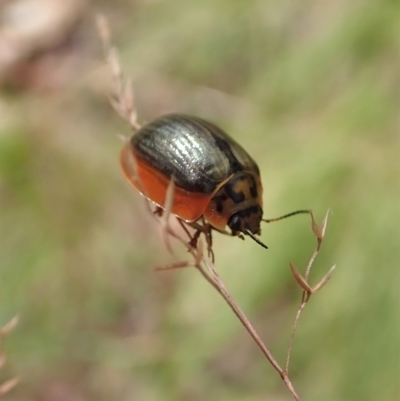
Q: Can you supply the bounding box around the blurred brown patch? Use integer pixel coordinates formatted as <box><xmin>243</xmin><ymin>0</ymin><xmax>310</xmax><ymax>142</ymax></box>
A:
<box><xmin>0</xmin><ymin>0</ymin><xmax>91</xmax><ymax>91</ymax></box>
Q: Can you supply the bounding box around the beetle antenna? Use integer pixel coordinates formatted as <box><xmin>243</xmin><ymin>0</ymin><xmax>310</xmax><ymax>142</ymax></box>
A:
<box><xmin>244</xmin><ymin>230</ymin><xmax>268</xmax><ymax>250</ymax></box>
<box><xmin>262</xmin><ymin>209</ymin><xmax>310</xmax><ymax>224</ymax></box>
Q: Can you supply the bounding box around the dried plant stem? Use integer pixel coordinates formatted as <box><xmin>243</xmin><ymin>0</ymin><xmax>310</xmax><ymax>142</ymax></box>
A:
<box><xmin>285</xmin><ymin>210</ymin><xmax>333</xmax><ymax>374</ymax></box>
<box><xmin>199</xmin><ymin>257</ymin><xmax>300</xmax><ymax>397</ymax></box>
<box><xmin>156</xmin><ymin>221</ymin><xmax>301</xmax><ymax>399</ymax></box>
<box><xmin>0</xmin><ymin>316</ymin><xmax>19</xmax><ymax>396</ymax></box>
<box><xmin>285</xmin><ymin>252</ymin><xmax>316</xmax><ymax>373</ymax></box>
<box><xmin>149</xmin><ymin>201</ymin><xmax>302</xmax><ymax>398</ymax></box>
<box><xmin>157</xmin><ymin>206</ymin><xmax>333</xmax><ymax>401</ymax></box>
<box><xmin>97</xmin><ymin>14</ymin><xmax>140</xmax><ymax>131</ymax></box>
<box><xmin>203</xmin><ymin>258</ymin><xmax>282</xmax><ymax>369</ymax></box>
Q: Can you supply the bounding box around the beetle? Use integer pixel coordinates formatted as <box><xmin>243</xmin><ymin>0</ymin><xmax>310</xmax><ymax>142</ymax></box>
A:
<box><xmin>120</xmin><ymin>113</ymin><xmax>268</xmax><ymax>248</ymax></box>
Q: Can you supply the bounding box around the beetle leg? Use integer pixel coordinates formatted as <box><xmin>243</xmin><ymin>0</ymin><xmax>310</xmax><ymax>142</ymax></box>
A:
<box><xmin>189</xmin><ymin>229</ymin><xmax>203</xmax><ymax>249</ymax></box>
<box><xmin>177</xmin><ymin>218</ymin><xmax>192</xmax><ymax>238</ymax></box>
<box><xmin>205</xmin><ymin>228</ymin><xmax>215</xmax><ymax>263</ymax></box>
<box><xmin>183</xmin><ymin>219</ymin><xmax>215</xmax><ymax>262</ymax></box>
<box><xmin>177</xmin><ymin>219</ymin><xmax>202</xmax><ymax>251</ymax></box>
<box><xmin>197</xmin><ymin>219</ymin><xmax>215</xmax><ymax>263</ymax></box>
<box><xmin>196</xmin><ymin>217</ymin><xmax>214</xmax><ymax>262</ymax></box>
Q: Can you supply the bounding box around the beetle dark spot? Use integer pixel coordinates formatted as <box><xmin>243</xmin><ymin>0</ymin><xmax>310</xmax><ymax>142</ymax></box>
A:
<box><xmin>211</xmin><ymin>194</ymin><xmax>226</xmax><ymax>214</ymax></box>
<box><xmin>230</xmin><ymin>160</ymin><xmax>243</xmax><ymax>172</ymax></box>
<box><xmin>242</xmin><ymin>208</ymin><xmax>252</xmax><ymax>218</ymax></box>
<box><xmin>216</xmin><ymin>199</ymin><xmax>224</xmax><ymax>214</ymax></box>
<box><xmin>226</xmin><ymin>186</ymin><xmax>245</xmax><ymax>203</ymax></box>
<box><xmin>249</xmin><ymin>176</ymin><xmax>258</xmax><ymax>198</ymax></box>
<box><xmin>250</xmin><ymin>205</ymin><xmax>260</xmax><ymax>215</ymax></box>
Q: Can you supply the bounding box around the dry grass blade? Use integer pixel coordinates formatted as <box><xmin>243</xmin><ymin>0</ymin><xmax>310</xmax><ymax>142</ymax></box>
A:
<box><xmin>154</xmin><ymin>261</ymin><xmax>193</xmax><ymax>271</ymax></box>
<box><xmin>0</xmin><ymin>316</ymin><xmax>19</xmax><ymax>396</ymax></box>
<box><xmin>0</xmin><ymin>316</ymin><xmax>18</xmax><ymax>336</ymax></box>
<box><xmin>96</xmin><ymin>14</ymin><xmax>140</xmax><ymax>131</ymax></box>
<box><xmin>311</xmin><ymin>265</ymin><xmax>336</xmax><ymax>293</ymax></box>
<box><xmin>160</xmin><ymin>178</ymin><xmax>178</xmax><ymax>256</ymax></box>
<box><xmin>0</xmin><ymin>377</ymin><xmax>19</xmax><ymax>396</ymax></box>
<box><xmin>96</xmin><ymin>14</ymin><xmax>111</xmax><ymax>47</ymax></box>
<box><xmin>311</xmin><ymin>209</ymin><xmax>330</xmax><ymax>250</ymax></box>
<box><xmin>289</xmin><ymin>262</ymin><xmax>313</xmax><ymax>293</ymax></box>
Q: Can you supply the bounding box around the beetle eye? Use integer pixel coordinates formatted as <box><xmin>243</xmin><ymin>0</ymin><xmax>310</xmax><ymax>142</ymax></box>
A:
<box><xmin>227</xmin><ymin>214</ymin><xmax>242</xmax><ymax>234</ymax></box>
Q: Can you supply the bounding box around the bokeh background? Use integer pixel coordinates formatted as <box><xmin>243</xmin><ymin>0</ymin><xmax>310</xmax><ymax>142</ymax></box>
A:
<box><xmin>0</xmin><ymin>0</ymin><xmax>398</xmax><ymax>400</ymax></box>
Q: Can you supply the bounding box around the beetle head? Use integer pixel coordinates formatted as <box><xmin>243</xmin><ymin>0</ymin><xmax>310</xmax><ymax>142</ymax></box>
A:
<box><xmin>227</xmin><ymin>205</ymin><xmax>268</xmax><ymax>249</ymax></box>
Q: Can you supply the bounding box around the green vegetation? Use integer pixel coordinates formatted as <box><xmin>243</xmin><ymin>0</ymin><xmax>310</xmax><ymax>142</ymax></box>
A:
<box><xmin>0</xmin><ymin>0</ymin><xmax>398</xmax><ymax>400</ymax></box>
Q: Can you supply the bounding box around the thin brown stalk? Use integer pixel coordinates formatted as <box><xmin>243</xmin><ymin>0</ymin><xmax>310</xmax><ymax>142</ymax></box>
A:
<box><xmin>285</xmin><ymin>210</ymin><xmax>332</xmax><ymax>374</ymax></box>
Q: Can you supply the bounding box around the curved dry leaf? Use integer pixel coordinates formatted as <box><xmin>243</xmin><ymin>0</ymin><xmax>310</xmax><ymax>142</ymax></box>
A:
<box><xmin>311</xmin><ymin>265</ymin><xmax>336</xmax><ymax>294</ymax></box>
<box><xmin>289</xmin><ymin>262</ymin><xmax>312</xmax><ymax>293</ymax></box>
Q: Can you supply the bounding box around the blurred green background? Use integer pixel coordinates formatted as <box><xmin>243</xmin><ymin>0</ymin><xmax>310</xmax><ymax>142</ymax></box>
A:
<box><xmin>0</xmin><ymin>0</ymin><xmax>399</xmax><ymax>400</ymax></box>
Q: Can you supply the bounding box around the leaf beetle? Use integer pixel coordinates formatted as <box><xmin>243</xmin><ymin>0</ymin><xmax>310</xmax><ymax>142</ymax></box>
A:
<box><xmin>120</xmin><ymin>113</ymin><xmax>269</xmax><ymax>248</ymax></box>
